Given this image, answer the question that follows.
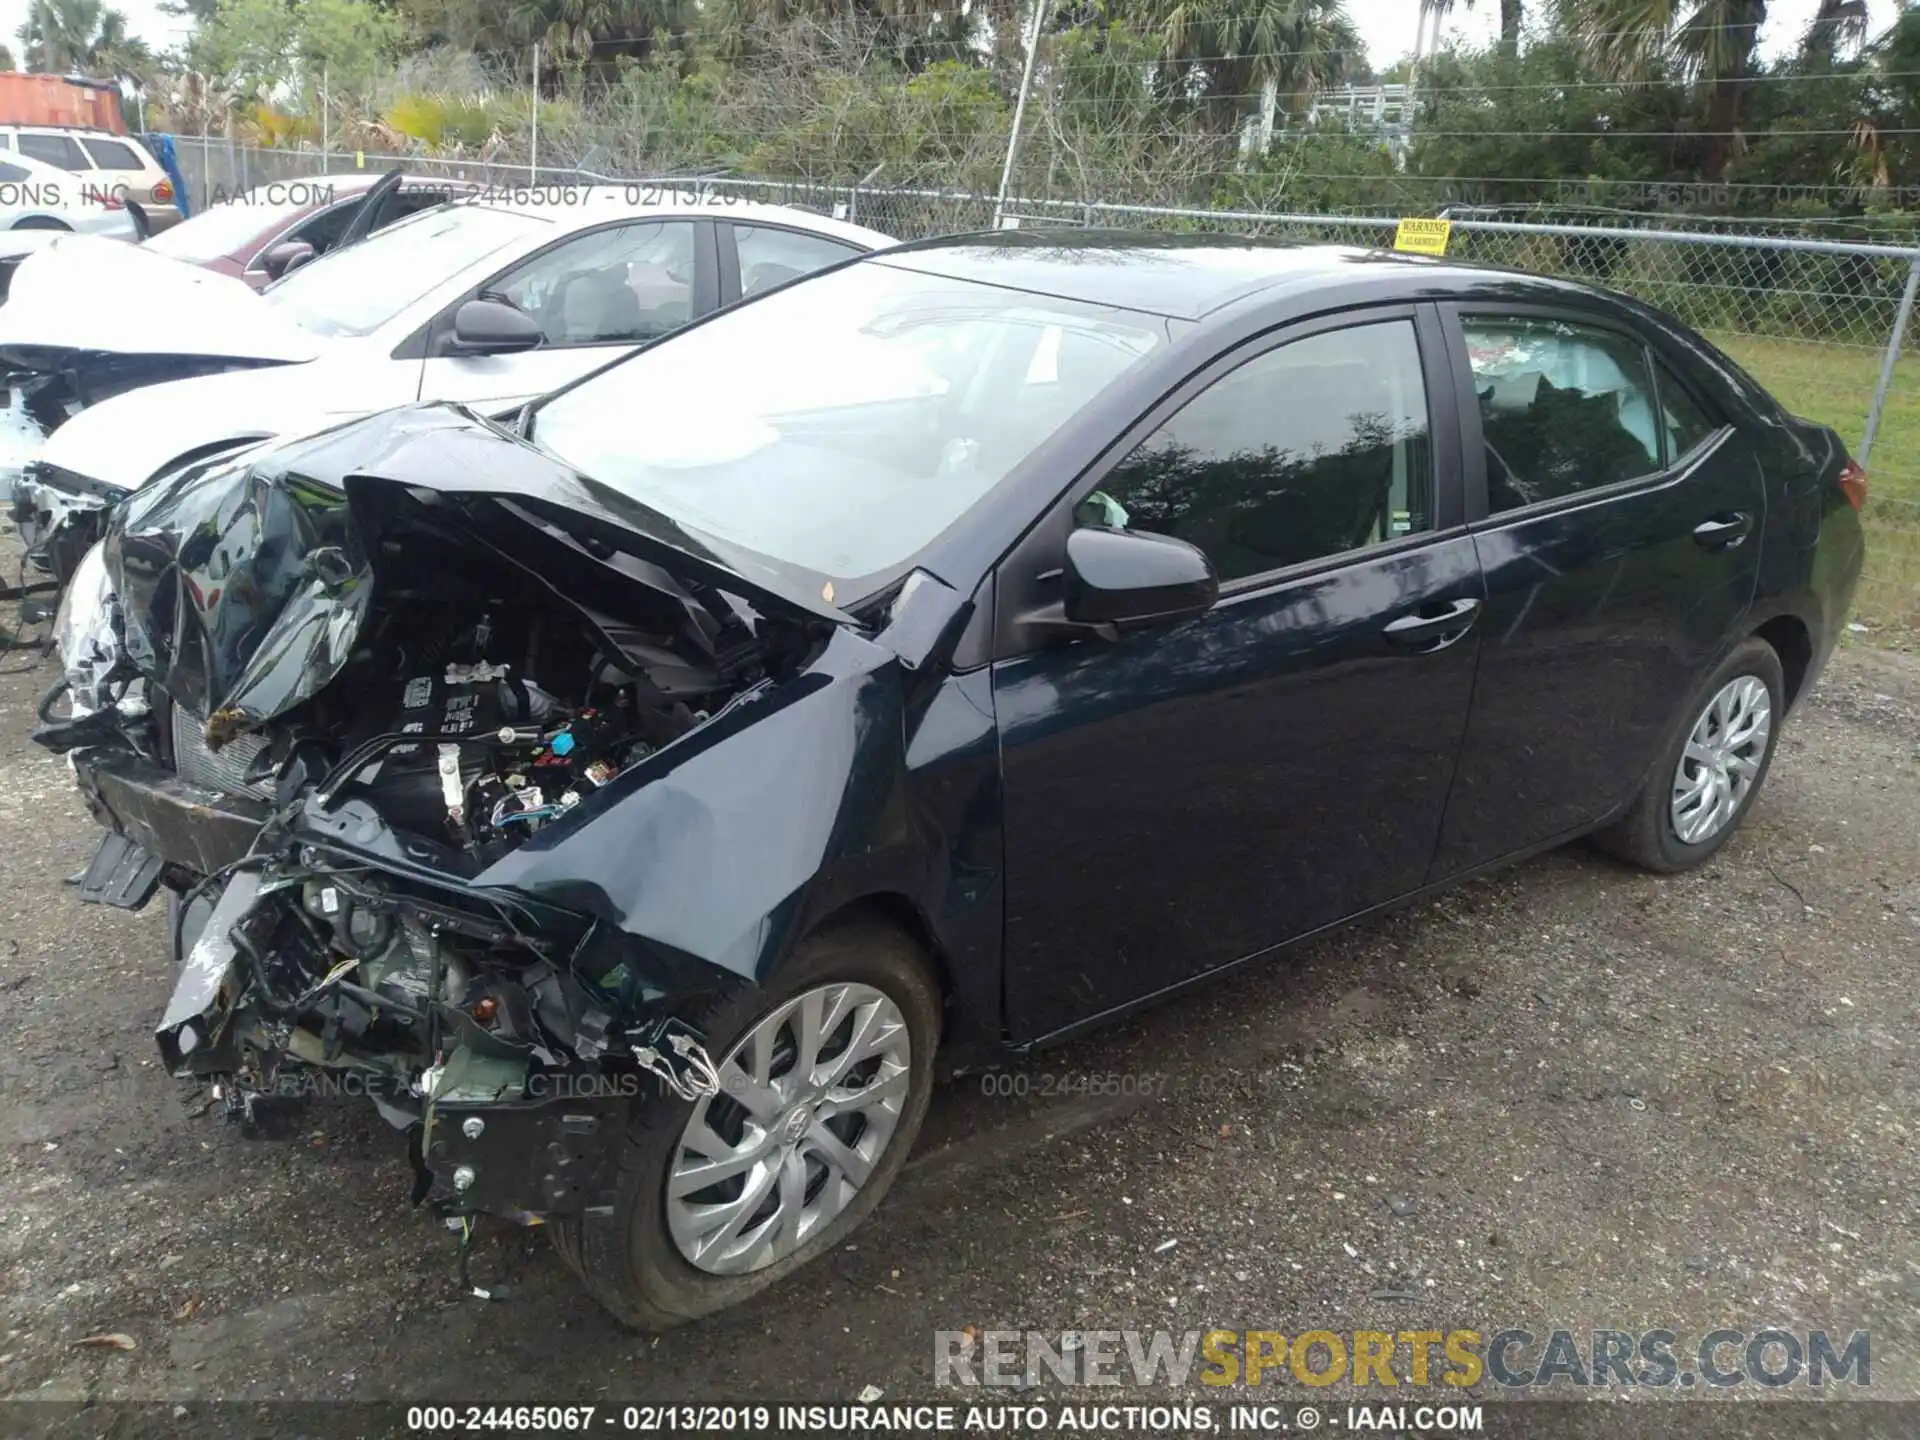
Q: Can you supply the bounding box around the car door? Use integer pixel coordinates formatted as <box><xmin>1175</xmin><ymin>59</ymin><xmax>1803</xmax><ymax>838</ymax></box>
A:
<box><xmin>993</xmin><ymin>307</ymin><xmax>1485</xmax><ymax>1041</ymax></box>
<box><xmin>416</xmin><ymin>217</ymin><xmax>715</xmax><ymax>409</ymax></box>
<box><xmin>1427</xmin><ymin>304</ymin><xmax>1765</xmax><ymax>878</ymax></box>
<box><xmin>719</xmin><ymin>221</ymin><xmax>866</xmax><ymax>303</ymax></box>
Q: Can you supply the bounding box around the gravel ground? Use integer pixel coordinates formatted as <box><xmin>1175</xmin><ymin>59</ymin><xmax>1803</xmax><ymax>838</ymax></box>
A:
<box><xmin>0</xmin><ymin>602</ymin><xmax>1915</xmax><ymax>1419</ymax></box>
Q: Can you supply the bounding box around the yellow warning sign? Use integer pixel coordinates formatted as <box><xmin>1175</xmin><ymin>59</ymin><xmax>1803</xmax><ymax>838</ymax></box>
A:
<box><xmin>1393</xmin><ymin>218</ymin><xmax>1453</xmax><ymax>256</ymax></box>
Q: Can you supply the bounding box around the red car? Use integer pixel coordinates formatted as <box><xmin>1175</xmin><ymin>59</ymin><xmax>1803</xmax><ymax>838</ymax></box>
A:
<box><xmin>142</xmin><ymin>169</ymin><xmax>476</xmax><ymax>289</ymax></box>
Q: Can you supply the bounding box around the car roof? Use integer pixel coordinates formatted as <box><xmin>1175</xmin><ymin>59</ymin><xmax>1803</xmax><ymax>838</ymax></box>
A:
<box><xmin>873</xmin><ymin>230</ymin><xmax>1587</xmax><ymax>321</ymax></box>
<box><xmin>459</xmin><ymin>187</ymin><xmax>895</xmax><ymax>248</ymax></box>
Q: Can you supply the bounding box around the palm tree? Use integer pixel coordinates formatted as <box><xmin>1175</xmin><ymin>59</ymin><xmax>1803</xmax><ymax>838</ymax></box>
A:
<box><xmin>1557</xmin><ymin>0</ymin><xmax>1767</xmax><ymax>180</ymax></box>
<box><xmin>1142</xmin><ymin>0</ymin><xmax>1363</xmax><ymax>131</ymax></box>
<box><xmin>17</xmin><ymin>0</ymin><xmax>149</xmax><ymax>81</ymax></box>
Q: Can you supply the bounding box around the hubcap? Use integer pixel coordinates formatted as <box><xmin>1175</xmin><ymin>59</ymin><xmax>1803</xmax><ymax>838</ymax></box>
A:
<box><xmin>1670</xmin><ymin>674</ymin><xmax>1771</xmax><ymax>846</ymax></box>
<box><xmin>666</xmin><ymin>982</ymin><xmax>912</xmax><ymax>1275</ymax></box>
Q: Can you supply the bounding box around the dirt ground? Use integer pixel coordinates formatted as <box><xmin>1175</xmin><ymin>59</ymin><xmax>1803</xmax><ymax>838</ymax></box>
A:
<box><xmin>1</xmin><ymin>603</ymin><xmax>1916</xmax><ymax>1422</ymax></box>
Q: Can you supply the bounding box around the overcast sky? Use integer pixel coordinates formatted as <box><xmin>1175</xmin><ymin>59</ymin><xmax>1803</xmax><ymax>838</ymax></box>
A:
<box><xmin>0</xmin><ymin>0</ymin><xmax>1906</xmax><ymax>82</ymax></box>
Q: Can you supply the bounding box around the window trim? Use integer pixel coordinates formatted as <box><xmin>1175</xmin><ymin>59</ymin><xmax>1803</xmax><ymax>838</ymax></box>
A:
<box><xmin>1443</xmin><ymin>301</ymin><xmax>1732</xmax><ymax>527</ymax></box>
<box><xmin>990</xmin><ymin>301</ymin><xmax>1464</xmax><ymax>661</ymax></box>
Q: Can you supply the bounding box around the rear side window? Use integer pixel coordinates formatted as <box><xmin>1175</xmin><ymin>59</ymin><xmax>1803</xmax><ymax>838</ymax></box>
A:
<box><xmin>1463</xmin><ymin>316</ymin><xmax>1663</xmax><ymax>513</ymax></box>
<box><xmin>1656</xmin><ymin>361</ymin><xmax>1718</xmax><ymax>459</ymax></box>
<box><xmin>17</xmin><ymin>133</ymin><xmax>90</xmax><ymax>170</ymax></box>
<box><xmin>80</xmin><ymin>138</ymin><xmax>142</xmax><ymax>170</ymax></box>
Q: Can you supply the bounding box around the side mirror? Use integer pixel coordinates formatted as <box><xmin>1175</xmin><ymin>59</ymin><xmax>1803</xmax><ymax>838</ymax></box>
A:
<box><xmin>262</xmin><ymin>241</ymin><xmax>313</xmax><ymax>280</ymax></box>
<box><xmin>449</xmin><ymin>298</ymin><xmax>543</xmax><ymax>356</ymax></box>
<box><xmin>1064</xmin><ymin>525</ymin><xmax>1218</xmax><ymax>629</ymax></box>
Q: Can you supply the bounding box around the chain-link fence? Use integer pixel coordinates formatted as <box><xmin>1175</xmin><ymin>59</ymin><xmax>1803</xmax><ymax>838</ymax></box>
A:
<box><xmin>171</xmin><ymin>138</ymin><xmax>1920</xmax><ymax>632</ymax></box>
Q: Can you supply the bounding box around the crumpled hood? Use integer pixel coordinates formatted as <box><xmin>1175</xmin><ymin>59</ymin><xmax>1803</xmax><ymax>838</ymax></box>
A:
<box><xmin>105</xmin><ymin>403</ymin><xmax>854</xmax><ymax>731</ymax></box>
<box><xmin>0</xmin><ymin>233</ymin><xmax>323</xmax><ymax>367</ymax></box>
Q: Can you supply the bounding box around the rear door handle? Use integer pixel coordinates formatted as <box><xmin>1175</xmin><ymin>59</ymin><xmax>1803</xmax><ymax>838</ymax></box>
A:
<box><xmin>1382</xmin><ymin>597</ymin><xmax>1482</xmax><ymax>649</ymax></box>
<box><xmin>1693</xmin><ymin>512</ymin><xmax>1754</xmax><ymax>549</ymax></box>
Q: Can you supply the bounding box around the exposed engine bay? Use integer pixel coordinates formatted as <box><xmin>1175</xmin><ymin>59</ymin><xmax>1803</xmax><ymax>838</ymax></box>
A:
<box><xmin>34</xmin><ymin>403</ymin><xmax>901</xmax><ymax>1223</ymax></box>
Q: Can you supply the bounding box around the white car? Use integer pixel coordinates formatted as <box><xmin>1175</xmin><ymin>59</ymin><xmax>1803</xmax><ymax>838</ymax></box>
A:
<box><xmin>0</xmin><ymin>149</ymin><xmax>143</xmax><ymax>260</ymax></box>
<box><xmin>0</xmin><ymin>125</ymin><xmax>180</xmax><ymax>231</ymax></box>
<box><xmin>6</xmin><ymin>184</ymin><xmax>892</xmax><ymax>576</ymax></box>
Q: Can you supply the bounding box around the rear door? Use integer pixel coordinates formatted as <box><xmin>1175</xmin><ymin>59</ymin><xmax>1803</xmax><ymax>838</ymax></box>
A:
<box><xmin>415</xmin><ymin>216</ymin><xmax>716</xmax><ymax>409</ymax></box>
<box><xmin>994</xmin><ymin>306</ymin><xmax>1485</xmax><ymax>1039</ymax></box>
<box><xmin>1428</xmin><ymin>304</ymin><xmax>1764</xmax><ymax>878</ymax></box>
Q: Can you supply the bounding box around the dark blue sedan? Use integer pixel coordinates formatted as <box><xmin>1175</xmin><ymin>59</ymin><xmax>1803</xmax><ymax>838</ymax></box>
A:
<box><xmin>42</xmin><ymin>232</ymin><xmax>1865</xmax><ymax>1328</ymax></box>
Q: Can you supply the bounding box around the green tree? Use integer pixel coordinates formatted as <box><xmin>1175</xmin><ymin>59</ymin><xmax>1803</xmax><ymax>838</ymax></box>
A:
<box><xmin>191</xmin><ymin>0</ymin><xmax>400</xmax><ymax>98</ymax></box>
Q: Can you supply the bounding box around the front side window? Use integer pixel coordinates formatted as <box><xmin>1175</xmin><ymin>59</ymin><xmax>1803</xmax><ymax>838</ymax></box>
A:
<box><xmin>529</xmin><ymin>260</ymin><xmax>1170</xmax><ymax>585</ymax></box>
<box><xmin>1084</xmin><ymin>320</ymin><xmax>1433</xmax><ymax>583</ymax></box>
<box><xmin>1464</xmin><ymin>316</ymin><xmax>1663</xmax><ymax>513</ymax></box>
<box><xmin>487</xmin><ymin>221</ymin><xmax>696</xmax><ymax>345</ymax></box>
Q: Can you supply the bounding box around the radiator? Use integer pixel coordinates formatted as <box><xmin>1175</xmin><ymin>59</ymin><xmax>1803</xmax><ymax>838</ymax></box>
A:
<box><xmin>171</xmin><ymin>706</ymin><xmax>274</xmax><ymax>801</ymax></box>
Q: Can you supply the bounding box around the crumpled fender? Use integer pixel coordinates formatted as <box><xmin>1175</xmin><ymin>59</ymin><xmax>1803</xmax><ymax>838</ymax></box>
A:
<box><xmin>468</xmin><ymin>626</ymin><xmax>918</xmax><ymax>984</ymax></box>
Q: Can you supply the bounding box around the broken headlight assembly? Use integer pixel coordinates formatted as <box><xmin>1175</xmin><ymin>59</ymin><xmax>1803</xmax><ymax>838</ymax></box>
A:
<box><xmin>51</xmin><ymin>538</ymin><xmax>126</xmax><ymax>714</ymax></box>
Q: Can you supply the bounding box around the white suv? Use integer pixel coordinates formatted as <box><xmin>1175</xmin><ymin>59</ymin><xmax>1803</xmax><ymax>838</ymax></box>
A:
<box><xmin>0</xmin><ymin>126</ymin><xmax>179</xmax><ymax>232</ymax></box>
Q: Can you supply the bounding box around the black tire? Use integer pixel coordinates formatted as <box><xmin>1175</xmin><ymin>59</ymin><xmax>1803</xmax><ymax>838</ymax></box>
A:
<box><xmin>550</xmin><ymin>916</ymin><xmax>940</xmax><ymax>1329</ymax></box>
<box><xmin>1595</xmin><ymin>636</ymin><xmax>1785</xmax><ymax>873</ymax></box>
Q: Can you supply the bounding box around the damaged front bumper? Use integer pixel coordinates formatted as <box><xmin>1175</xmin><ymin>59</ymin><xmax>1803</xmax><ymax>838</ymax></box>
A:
<box><xmin>68</xmin><ymin>745</ymin><xmax>709</xmax><ymax>1222</ymax></box>
<box><xmin>10</xmin><ymin>460</ymin><xmax>120</xmax><ymax>583</ymax></box>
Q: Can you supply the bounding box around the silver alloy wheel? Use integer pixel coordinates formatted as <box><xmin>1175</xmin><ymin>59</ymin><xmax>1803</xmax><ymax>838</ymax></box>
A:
<box><xmin>666</xmin><ymin>982</ymin><xmax>912</xmax><ymax>1275</ymax></box>
<box><xmin>1670</xmin><ymin>674</ymin><xmax>1772</xmax><ymax>845</ymax></box>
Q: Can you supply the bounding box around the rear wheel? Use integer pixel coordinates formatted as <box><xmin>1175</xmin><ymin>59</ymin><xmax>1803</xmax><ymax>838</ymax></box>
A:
<box><xmin>551</xmin><ymin>917</ymin><xmax>940</xmax><ymax>1329</ymax></box>
<box><xmin>1596</xmin><ymin>636</ymin><xmax>1784</xmax><ymax>873</ymax></box>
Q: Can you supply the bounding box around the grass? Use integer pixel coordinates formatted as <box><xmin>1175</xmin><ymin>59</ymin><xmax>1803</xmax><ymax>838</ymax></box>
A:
<box><xmin>1712</xmin><ymin>332</ymin><xmax>1920</xmax><ymax>629</ymax></box>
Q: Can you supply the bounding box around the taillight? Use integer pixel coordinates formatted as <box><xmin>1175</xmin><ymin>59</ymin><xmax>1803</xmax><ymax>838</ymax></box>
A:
<box><xmin>1838</xmin><ymin>460</ymin><xmax>1868</xmax><ymax>511</ymax></box>
<box><xmin>152</xmin><ymin>179</ymin><xmax>173</xmax><ymax>202</ymax></box>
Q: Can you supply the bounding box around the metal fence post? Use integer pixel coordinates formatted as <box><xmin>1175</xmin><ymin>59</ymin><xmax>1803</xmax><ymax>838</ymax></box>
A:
<box><xmin>1860</xmin><ymin>258</ymin><xmax>1920</xmax><ymax>469</ymax></box>
<box><xmin>993</xmin><ymin>0</ymin><xmax>1045</xmax><ymax>229</ymax></box>
<box><xmin>529</xmin><ymin>45</ymin><xmax>541</xmax><ymax>185</ymax></box>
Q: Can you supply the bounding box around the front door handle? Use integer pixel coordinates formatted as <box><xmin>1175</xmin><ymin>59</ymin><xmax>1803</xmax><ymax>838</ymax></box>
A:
<box><xmin>1382</xmin><ymin>597</ymin><xmax>1482</xmax><ymax>649</ymax></box>
<box><xmin>1693</xmin><ymin>512</ymin><xmax>1754</xmax><ymax>549</ymax></box>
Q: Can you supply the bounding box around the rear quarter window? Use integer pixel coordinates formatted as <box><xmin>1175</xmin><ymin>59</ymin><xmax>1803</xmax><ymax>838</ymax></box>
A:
<box><xmin>80</xmin><ymin>138</ymin><xmax>143</xmax><ymax>170</ymax></box>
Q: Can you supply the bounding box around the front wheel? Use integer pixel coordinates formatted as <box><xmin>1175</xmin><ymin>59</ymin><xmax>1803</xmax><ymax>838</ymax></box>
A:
<box><xmin>551</xmin><ymin>917</ymin><xmax>940</xmax><ymax>1329</ymax></box>
<box><xmin>1595</xmin><ymin>636</ymin><xmax>1784</xmax><ymax>873</ymax></box>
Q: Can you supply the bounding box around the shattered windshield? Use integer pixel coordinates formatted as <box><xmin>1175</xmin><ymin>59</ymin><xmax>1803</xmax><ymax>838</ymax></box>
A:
<box><xmin>528</xmin><ymin>261</ymin><xmax>1171</xmax><ymax>586</ymax></box>
<box><xmin>262</xmin><ymin>204</ymin><xmax>544</xmax><ymax>338</ymax></box>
